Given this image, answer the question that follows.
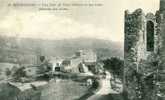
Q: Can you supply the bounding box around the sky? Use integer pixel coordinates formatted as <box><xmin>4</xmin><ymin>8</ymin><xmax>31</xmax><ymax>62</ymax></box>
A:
<box><xmin>0</xmin><ymin>0</ymin><xmax>159</xmax><ymax>42</ymax></box>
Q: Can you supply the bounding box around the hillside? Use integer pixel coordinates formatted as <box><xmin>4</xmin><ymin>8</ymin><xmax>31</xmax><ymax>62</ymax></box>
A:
<box><xmin>0</xmin><ymin>36</ymin><xmax>123</xmax><ymax>63</ymax></box>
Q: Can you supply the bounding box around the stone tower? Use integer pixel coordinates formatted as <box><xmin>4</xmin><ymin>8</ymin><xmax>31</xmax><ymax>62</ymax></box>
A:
<box><xmin>158</xmin><ymin>0</ymin><xmax>165</xmax><ymax>69</ymax></box>
<box><xmin>156</xmin><ymin>0</ymin><xmax>165</xmax><ymax>99</ymax></box>
<box><xmin>124</xmin><ymin>3</ymin><xmax>160</xmax><ymax>100</ymax></box>
<box><xmin>160</xmin><ymin>0</ymin><xmax>165</xmax><ymax>12</ymax></box>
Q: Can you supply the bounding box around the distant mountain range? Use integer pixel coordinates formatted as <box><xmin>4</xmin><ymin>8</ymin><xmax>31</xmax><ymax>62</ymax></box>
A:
<box><xmin>0</xmin><ymin>36</ymin><xmax>124</xmax><ymax>62</ymax></box>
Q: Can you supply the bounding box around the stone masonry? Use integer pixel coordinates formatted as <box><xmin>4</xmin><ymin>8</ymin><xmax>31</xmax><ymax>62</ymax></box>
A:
<box><xmin>124</xmin><ymin>0</ymin><xmax>165</xmax><ymax>100</ymax></box>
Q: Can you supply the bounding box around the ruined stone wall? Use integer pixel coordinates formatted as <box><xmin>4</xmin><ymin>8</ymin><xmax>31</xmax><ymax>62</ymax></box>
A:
<box><xmin>145</xmin><ymin>13</ymin><xmax>158</xmax><ymax>56</ymax></box>
<box><xmin>124</xmin><ymin>9</ymin><xmax>145</xmax><ymax>100</ymax></box>
<box><xmin>124</xmin><ymin>0</ymin><xmax>165</xmax><ymax>100</ymax></box>
<box><xmin>156</xmin><ymin>2</ymin><xmax>165</xmax><ymax>99</ymax></box>
<box><xmin>124</xmin><ymin>8</ymin><xmax>159</xmax><ymax>100</ymax></box>
<box><xmin>157</xmin><ymin>10</ymin><xmax>165</xmax><ymax>70</ymax></box>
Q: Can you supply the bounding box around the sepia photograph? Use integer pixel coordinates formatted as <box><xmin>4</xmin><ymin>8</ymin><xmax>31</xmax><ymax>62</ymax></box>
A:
<box><xmin>0</xmin><ymin>0</ymin><xmax>163</xmax><ymax>100</ymax></box>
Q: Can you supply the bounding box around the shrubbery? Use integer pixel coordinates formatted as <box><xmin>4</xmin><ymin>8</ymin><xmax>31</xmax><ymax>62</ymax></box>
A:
<box><xmin>102</xmin><ymin>57</ymin><xmax>124</xmax><ymax>79</ymax></box>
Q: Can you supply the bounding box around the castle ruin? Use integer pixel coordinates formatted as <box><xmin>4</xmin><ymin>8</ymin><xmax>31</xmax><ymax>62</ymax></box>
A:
<box><xmin>124</xmin><ymin>0</ymin><xmax>165</xmax><ymax>100</ymax></box>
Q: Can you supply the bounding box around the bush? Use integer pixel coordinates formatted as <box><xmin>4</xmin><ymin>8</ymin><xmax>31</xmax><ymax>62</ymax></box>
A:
<box><xmin>102</xmin><ymin>57</ymin><xmax>124</xmax><ymax>78</ymax></box>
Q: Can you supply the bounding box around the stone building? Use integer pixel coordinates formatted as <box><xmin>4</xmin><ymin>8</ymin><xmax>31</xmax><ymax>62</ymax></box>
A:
<box><xmin>61</xmin><ymin>57</ymin><xmax>82</xmax><ymax>73</ymax></box>
<box><xmin>60</xmin><ymin>50</ymin><xmax>97</xmax><ymax>73</ymax></box>
<box><xmin>124</xmin><ymin>0</ymin><xmax>165</xmax><ymax>100</ymax></box>
<box><xmin>75</xmin><ymin>50</ymin><xmax>97</xmax><ymax>63</ymax></box>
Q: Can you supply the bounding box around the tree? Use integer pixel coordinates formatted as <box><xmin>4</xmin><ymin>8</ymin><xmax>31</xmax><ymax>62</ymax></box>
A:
<box><xmin>103</xmin><ymin>57</ymin><xmax>124</xmax><ymax>79</ymax></box>
<box><xmin>13</xmin><ymin>67</ymin><xmax>26</xmax><ymax>81</ymax></box>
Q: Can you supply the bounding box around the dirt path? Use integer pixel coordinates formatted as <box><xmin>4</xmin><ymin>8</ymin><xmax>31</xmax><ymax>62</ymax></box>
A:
<box><xmin>87</xmin><ymin>72</ymin><xmax>119</xmax><ymax>100</ymax></box>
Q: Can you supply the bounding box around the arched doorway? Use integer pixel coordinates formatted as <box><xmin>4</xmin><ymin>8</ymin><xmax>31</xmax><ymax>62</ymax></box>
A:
<box><xmin>146</xmin><ymin>21</ymin><xmax>154</xmax><ymax>51</ymax></box>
